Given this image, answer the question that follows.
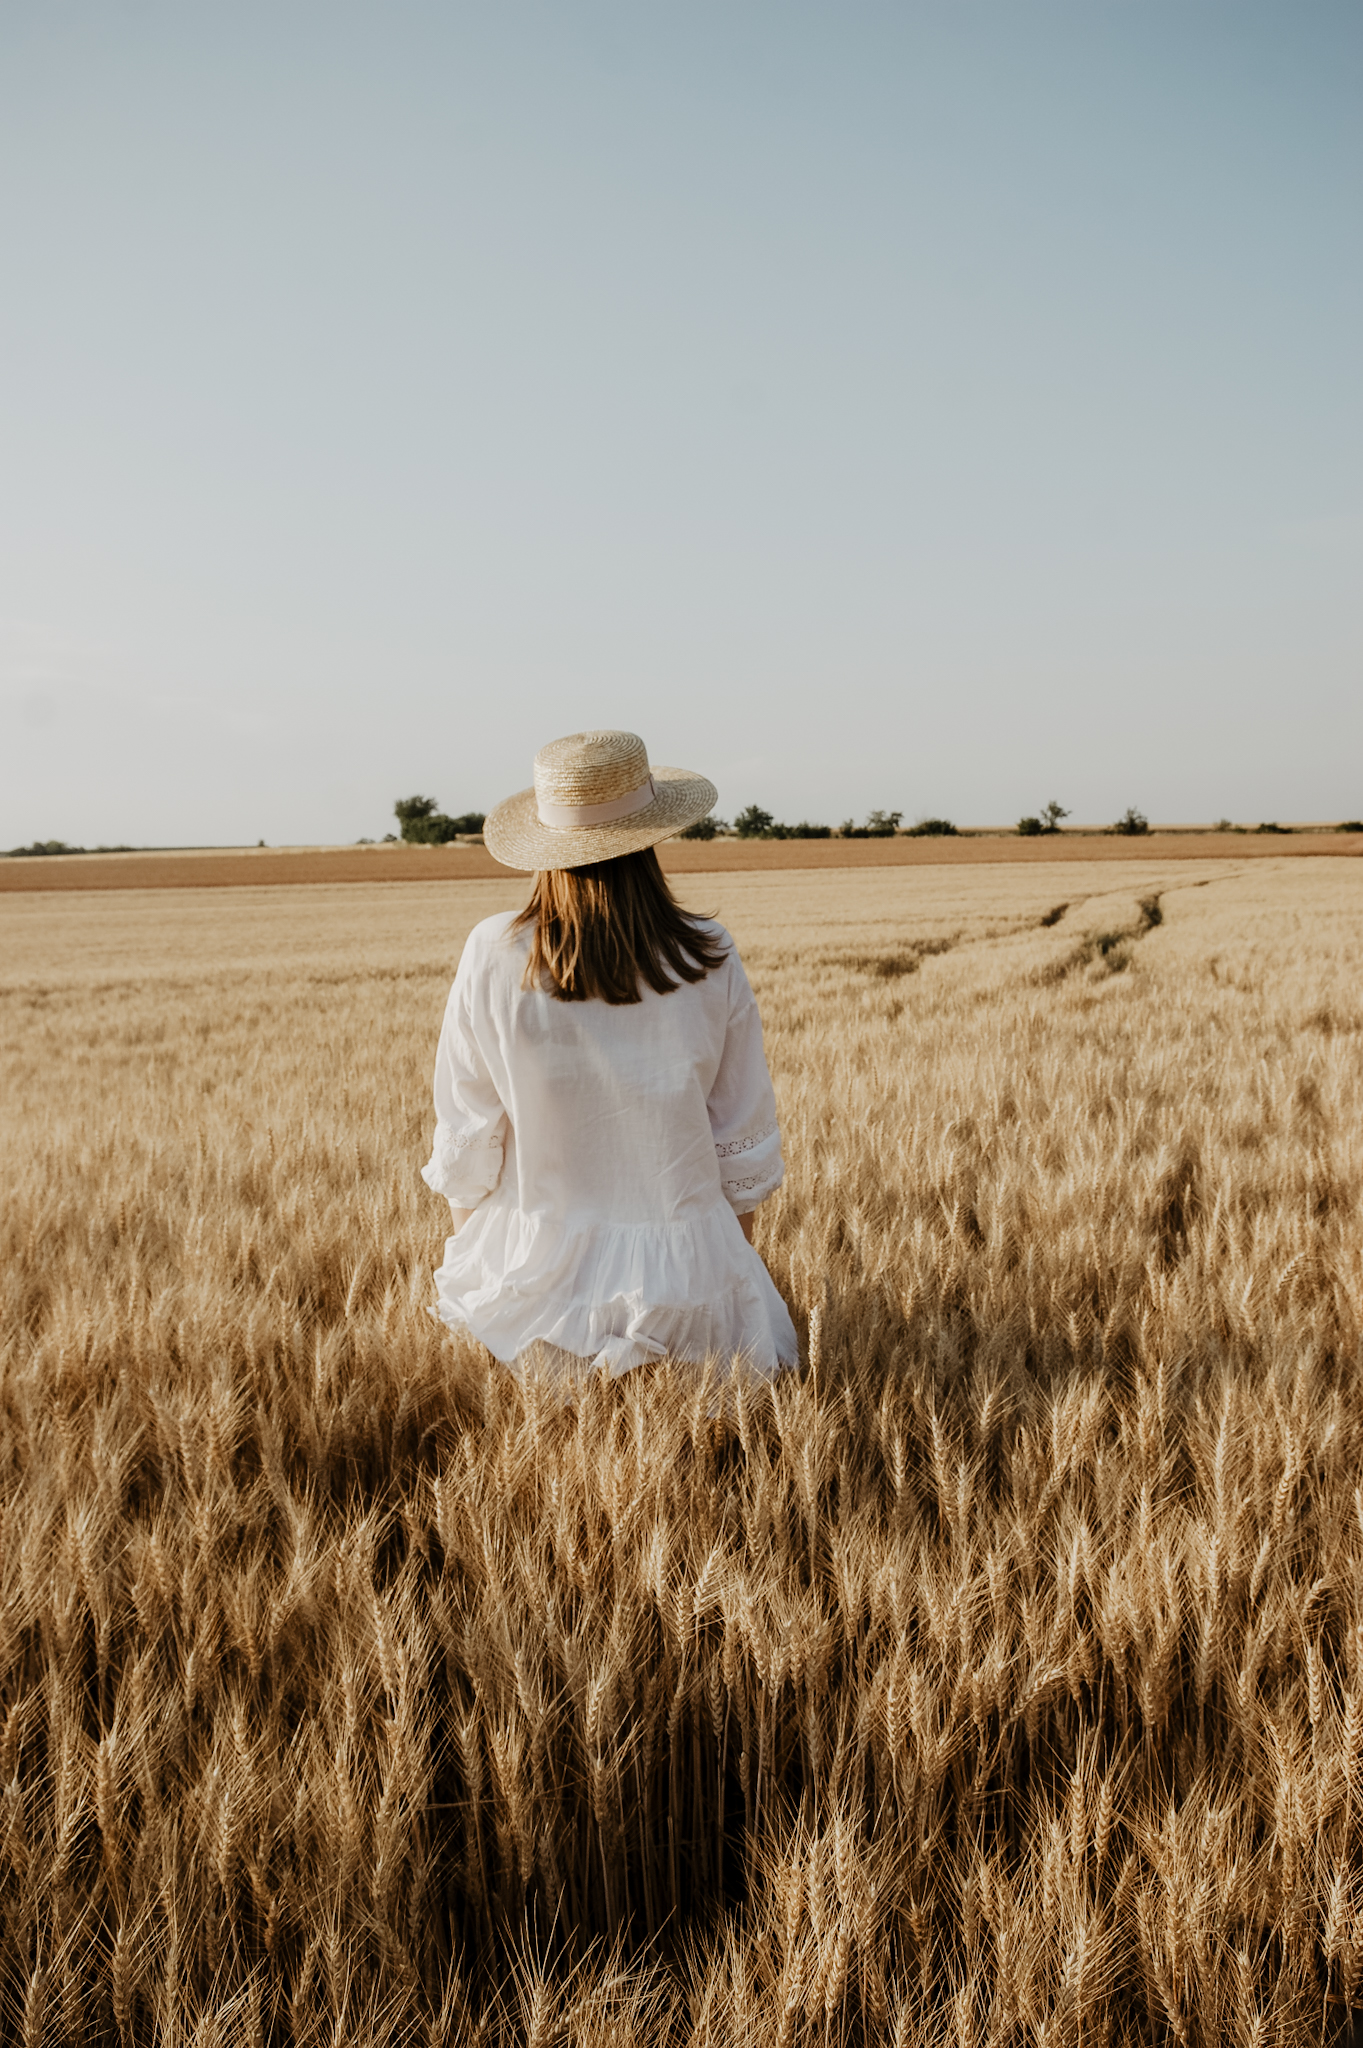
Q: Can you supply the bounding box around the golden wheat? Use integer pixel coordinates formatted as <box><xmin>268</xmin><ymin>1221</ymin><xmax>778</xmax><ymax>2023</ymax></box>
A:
<box><xmin>1</xmin><ymin>856</ymin><xmax>1360</xmax><ymax>2044</ymax></box>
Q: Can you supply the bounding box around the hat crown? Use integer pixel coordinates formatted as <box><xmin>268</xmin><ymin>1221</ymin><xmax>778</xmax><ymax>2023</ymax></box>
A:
<box><xmin>533</xmin><ymin>730</ymin><xmax>651</xmax><ymax>809</ymax></box>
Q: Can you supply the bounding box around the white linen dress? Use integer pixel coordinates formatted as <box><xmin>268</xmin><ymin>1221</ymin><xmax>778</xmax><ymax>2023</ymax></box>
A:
<box><xmin>422</xmin><ymin>911</ymin><xmax>799</xmax><ymax>1379</ymax></box>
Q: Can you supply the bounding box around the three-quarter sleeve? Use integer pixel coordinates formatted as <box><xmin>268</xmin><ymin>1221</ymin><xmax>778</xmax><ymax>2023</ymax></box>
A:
<box><xmin>706</xmin><ymin>954</ymin><xmax>785</xmax><ymax>1216</ymax></box>
<box><xmin>421</xmin><ymin>943</ymin><xmax>509</xmax><ymax>1209</ymax></box>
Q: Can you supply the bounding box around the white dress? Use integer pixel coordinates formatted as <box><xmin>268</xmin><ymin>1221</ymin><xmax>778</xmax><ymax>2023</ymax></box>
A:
<box><xmin>422</xmin><ymin>911</ymin><xmax>799</xmax><ymax>1379</ymax></box>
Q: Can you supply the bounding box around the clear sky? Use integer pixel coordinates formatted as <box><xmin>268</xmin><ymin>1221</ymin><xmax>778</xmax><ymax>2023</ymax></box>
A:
<box><xmin>2</xmin><ymin>2</ymin><xmax>1359</xmax><ymax>846</ymax></box>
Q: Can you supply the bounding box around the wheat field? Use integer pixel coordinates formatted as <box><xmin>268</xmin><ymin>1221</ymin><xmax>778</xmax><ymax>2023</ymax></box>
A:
<box><xmin>2</xmin><ymin>856</ymin><xmax>1361</xmax><ymax>2046</ymax></box>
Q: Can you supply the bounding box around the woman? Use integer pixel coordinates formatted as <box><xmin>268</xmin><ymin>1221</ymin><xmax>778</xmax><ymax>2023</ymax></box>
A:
<box><xmin>421</xmin><ymin>728</ymin><xmax>798</xmax><ymax>1384</ymax></box>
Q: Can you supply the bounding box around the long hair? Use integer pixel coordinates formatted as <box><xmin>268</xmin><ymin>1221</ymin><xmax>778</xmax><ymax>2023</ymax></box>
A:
<box><xmin>511</xmin><ymin>846</ymin><xmax>728</xmax><ymax>1004</ymax></box>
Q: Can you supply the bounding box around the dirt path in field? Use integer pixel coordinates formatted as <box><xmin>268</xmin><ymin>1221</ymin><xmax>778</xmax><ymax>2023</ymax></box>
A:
<box><xmin>2</xmin><ymin>832</ymin><xmax>1358</xmax><ymax>892</ymax></box>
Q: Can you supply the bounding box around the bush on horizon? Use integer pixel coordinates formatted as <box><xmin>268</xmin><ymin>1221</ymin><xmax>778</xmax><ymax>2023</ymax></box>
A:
<box><xmin>393</xmin><ymin>796</ymin><xmax>486</xmax><ymax>844</ymax></box>
<box><xmin>734</xmin><ymin>805</ymin><xmax>833</xmax><ymax>840</ymax></box>
<box><xmin>838</xmin><ymin>808</ymin><xmax>902</xmax><ymax>839</ymax></box>
<box><xmin>1017</xmin><ymin>801</ymin><xmax>1069</xmax><ymax>838</ymax></box>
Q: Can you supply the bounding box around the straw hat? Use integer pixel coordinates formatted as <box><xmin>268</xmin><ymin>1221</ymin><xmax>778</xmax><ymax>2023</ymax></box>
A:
<box><xmin>483</xmin><ymin>730</ymin><xmax>718</xmax><ymax>872</ymax></box>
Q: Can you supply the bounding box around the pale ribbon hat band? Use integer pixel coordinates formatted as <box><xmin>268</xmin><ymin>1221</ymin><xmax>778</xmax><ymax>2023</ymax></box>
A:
<box><xmin>536</xmin><ymin>773</ymin><xmax>656</xmax><ymax>830</ymax></box>
<box><xmin>482</xmin><ymin>731</ymin><xmax>716</xmax><ymax>872</ymax></box>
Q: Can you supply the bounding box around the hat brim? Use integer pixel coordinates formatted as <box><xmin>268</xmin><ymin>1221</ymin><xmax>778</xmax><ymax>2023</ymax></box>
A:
<box><xmin>483</xmin><ymin>766</ymin><xmax>718</xmax><ymax>872</ymax></box>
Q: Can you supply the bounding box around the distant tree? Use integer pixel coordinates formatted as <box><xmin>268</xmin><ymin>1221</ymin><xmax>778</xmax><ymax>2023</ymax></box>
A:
<box><xmin>1339</xmin><ymin>820</ymin><xmax>1363</xmax><ymax>833</ymax></box>
<box><xmin>908</xmin><ymin>817</ymin><xmax>958</xmax><ymax>837</ymax></box>
<box><xmin>1214</xmin><ymin>818</ymin><xmax>1233</xmax><ymax>832</ymax></box>
<box><xmin>1114</xmin><ymin>807</ymin><xmax>1149</xmax><ymax>836</ymax></box>
<box><xmin>394</xmin><ymin>796</ymin><xmax>439</xmax><ymax>836</ymax></box>
<box><xmin>840</xmin><ymin>809</ymin><xmax>903</xmax><ymax>839</ymax></box>
<box><xmin>1041</xmin><ymin>801</ymin><xmax>1070</xmax><ymax>834</ymax></box>
<box><xmin>725</xmin><ymin>806</ymin><xmax>832</xmax><ymax>839</ymax></box>
<box><xmin>679</xmin><ymin>814</ymin><xmax>723</xmax><ymax>840</ymax></box>
<box><xmin>1017</xmin><ymin>816</ymin><xmax>1044</xmax><ymax>837</ymax></box>
<box><xmin>1255</xmin><ymin>821</ymin><xmax>1289</xmax><ymax>834</ymax></box>
<box><xmin>394</xmin><ymin>797</ymin><xmax>485</xmax><ymax>844</ymax></box>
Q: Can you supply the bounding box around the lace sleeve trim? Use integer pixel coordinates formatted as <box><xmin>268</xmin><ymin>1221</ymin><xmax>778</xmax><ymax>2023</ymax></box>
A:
<box><xmin>721</xmin><ymin>1153</ymin><xmax>785</xmax><ymax>1213</ymax></box>
<box><xmin>422</xmin><ymin>1123</ymin><xmax>505</xmax><ymax>1199</ymax></box>
<box><xmin>434</xmin><ymin>1128</ymin><xmax>502</xmax><ymax>1161</ymax></box>
<box><xmin>715</xmin><ymin>1117</ymin><xmax>778</xmax><ymax>1160</ymax></box>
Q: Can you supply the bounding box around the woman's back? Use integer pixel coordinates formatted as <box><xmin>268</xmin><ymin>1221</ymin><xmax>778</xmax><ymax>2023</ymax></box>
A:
<box><xmin>462</xmin><ymin>911</ymin><xmax>763</xmax><ymax>1229</ymax></box>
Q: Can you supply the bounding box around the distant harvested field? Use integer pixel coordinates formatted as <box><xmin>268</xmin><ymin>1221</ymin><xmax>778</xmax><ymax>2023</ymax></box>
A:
<box><xmin>3</xmin><ymin>857</ymin><xmax>1362</xmax><ymax>2044</ymax></box>
<box><xmin>2</xmin><ymin>828</ymin><xmax>1359</xmax><ymax>891</ymax></box>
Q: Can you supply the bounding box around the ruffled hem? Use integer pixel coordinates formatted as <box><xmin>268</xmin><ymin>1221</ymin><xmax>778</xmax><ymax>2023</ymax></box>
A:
<box><xmin>430</xmin><ymin>1199</ymin><xmax>799</xmax><ymax>1380</ymax></box>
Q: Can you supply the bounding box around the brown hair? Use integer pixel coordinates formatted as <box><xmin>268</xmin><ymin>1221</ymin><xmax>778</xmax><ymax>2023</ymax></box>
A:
<box><xmin>511</xmin><ymin>846</ymin><xmax>728</xmax><ymax>1004</ymax></box>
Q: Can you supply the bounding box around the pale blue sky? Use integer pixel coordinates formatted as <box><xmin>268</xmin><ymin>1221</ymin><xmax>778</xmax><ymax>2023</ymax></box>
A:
<box><xmin>1</xmin><ymin>2</ymin><xmax>1359</xmax><ymax>845</ymax></box>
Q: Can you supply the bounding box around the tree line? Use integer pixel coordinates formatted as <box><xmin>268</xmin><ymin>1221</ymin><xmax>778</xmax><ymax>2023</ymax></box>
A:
<box><xmin>4</xmin><ymin>802</ymin><xmax>1358</xmax><ymax>860</ymax></box>
<box><xmin>682</xmin><ymin>807</ymin><xmax>959</xmax><ymax>840</ymax></box>
<box><xmin>388</xmin><ymin>796</ymin><xmax>1363</xmax><ymax>846</ymax></box>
